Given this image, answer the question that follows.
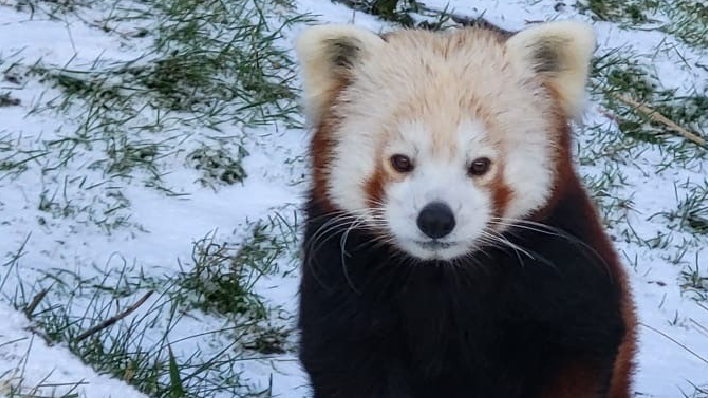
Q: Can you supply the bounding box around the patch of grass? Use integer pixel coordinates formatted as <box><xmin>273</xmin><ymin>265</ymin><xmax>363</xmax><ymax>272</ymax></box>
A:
<box><xmin>680</xmin><ymin>262</ymin><xmax>707</xmax><ymax>301</ymax></box>
<box><xmin>651</xmin><ymin>180</ymin><xmax>708</xmax><ymax>236</ymax></box>
<box><xmin>579</xmin><ymin>47</ymin><xmax>704</xmax><ymax>265</ymax></box>
<box><xmin>241</xmin><ymin>325</ymin><xmax>290</xmax><ymax>355</ymax></box>
<box><xmin>144</xmin><ymin>0</ymin><xmax>305</xmax><ymax>120</ymax></box>
<box><xmin>579</xmin><ymin>153</ymin><xmax>636</xmax><ymax>229</ymax></box>
<box><xmin>0</xmin><ymin>371</ymin><xmax>85</xmax><ymax>398</ymax></box>
<box><xmin>331</xmin><ymin>0</ymin><xmax>419</xmax><ymax>25</ymax></box>
<box><xmin>654</xmin><ymin>95</ymin><xmax>708</xmax><ymax>138</ymax></box>
<box><xmin>32</xmin><ymin>178</ymin><xmax>145</xmax><ymax>234</ymax></box>
<box><xmin>689</xmin><ymin>383</ymin><xmax>708</xmax><ymax>398</ymax></box>
<box><xmin>0</xmin><ymin>133</ymin><xmax>27</xmax><ymax>178</ymax></box>
<box><xmin>187</xmin><ymin>140</ymin><xmax>249</xmax><ymax>188</ymax></box>
<box><xmin>175</xmin><ymin>231</ymin><xmax>269</xmax><ymax>318</ymax></box>
<box><xmin>590</xmin><ymin>48</ymin><xmax>707</xmax><ymax>166</ymax></box>
<box><xmin>660</xmin><ymin>1</ymin><xmax>708</xmax><ymax>49</ymax></box>
<box><xmin>15</xmin><ymin>281</ymin><xmax>258</xmax><ymax>398</ymax></box>
<box><xmin>0</xmin><ymin>0</ymin><xmax>314</xmax><ymax>239</ymax></box>
<box><xmin>9</xmin><ymin>0</ymin><xmax>310</xmax><ymax>199</ymax></box>
<box><xmin>330</xmin><ymin>0</ymin><xmax>471</xmax><ymax>30</ymax></box>
<box><xmin>174</xmin><ymin>209</ymin><xmax>299</xmax><ymax>317</ymax></box>
<box><xmin>0</xmin><ymin>92</ymin><xmax>21</xmax><ymax>107</ymax></box>
<box><xmin>578</xmin><ymin>0</ymin><xmax>708</xmax><ymax>48</ymax></box>
<box><xmin>11</xmin><ymin>0</ymin><xmax>87</xmax><ymax>19</ymax></box>
<box><xmin>576</xmin><ymin>0</ymin><xmax>659</xmax><ymax>24</ymax></box>
<box><xmin>591</xmin><ymin>49</ymin><xmax>662</xmax><ymax>102</ymax></box>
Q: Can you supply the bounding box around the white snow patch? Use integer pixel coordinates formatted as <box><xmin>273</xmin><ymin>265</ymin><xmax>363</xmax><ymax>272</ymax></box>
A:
<box><xmin>0</xmin><ymin>302</ymin><xmax>149</xmax><ymax>398</ymax></box>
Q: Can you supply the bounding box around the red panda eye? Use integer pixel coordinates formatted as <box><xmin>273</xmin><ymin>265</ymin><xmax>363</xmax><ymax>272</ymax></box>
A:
<box><xmin>390</xmin><ymin>154</ymin><xmax>413</xmax><ymax>173</ymax></box>
<box><xmin>468</xmin><ymin>157</ymin><xmax>491</xmax><ymax>176</ymax></box>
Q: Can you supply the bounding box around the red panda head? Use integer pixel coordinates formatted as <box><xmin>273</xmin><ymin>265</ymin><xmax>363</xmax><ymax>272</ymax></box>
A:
<box><xmin>295</xmin><ymin>21</ymin><xmax>596</xmax><ymax>261</ymax></box>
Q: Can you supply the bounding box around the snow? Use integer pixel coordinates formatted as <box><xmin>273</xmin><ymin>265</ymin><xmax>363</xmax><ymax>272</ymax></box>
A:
<box><xmin>0</xmin><ymin>302</ymin><xmax>149</xmax><ymax>398</ymax></box>
<box><xmin>1</xmin><ymin>0</ymin><xmax>707</xmax><ymax>397</ymax></box>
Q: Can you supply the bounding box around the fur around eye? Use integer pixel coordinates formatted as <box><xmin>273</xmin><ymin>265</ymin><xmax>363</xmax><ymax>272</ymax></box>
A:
<box><xmin>468</xmin><ymin>157</ymin><xmax>491</xmax><ymax>176</ymax></box>
<box><xmin>390</xmin><ymin>154</ymin><xmax>414</xmax><ymax>173</ymax></box>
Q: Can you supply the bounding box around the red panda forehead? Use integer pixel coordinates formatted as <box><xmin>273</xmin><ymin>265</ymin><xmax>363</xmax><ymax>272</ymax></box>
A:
<box><xmin>339</xmin><ymin>30</ymin><xmax>557</xmax><ymax>139</ymax></box>
<box><xmin>381</xmin><ymin>117</ymin><xmax>501</xmax><ymax>162</ymax></box>
<box><xmin>339</xmin><ymin>62</ymin><xmax>555</xmax><ymax>157</ymax></box>
<box><xmin>373</xmin><ymin>28</ymin><xmax>512</xmax><ymax>75</ymax></box>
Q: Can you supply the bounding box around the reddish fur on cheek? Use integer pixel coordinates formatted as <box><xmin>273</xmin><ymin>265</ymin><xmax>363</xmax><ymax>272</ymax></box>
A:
<box><xmin>310</xmin><ymin>115</ymin><xmax>339</xmax><ymax>212</ymax></box>
<box><xmin>366</xmin><ymin>162</ymin><xmax>388</xmax><ymax>207</ymax></box>
<box><xmin>308</xmin><ymin>78</ymin><xmax>357</xmax><ymax>212</ymax></box>
<box><xmin>366</xmin><ymin>171</ymin><xmax>385</xmax><ymax>207</ymax></box>
<box><xmin>489</xmin><ymin>162</ymin><xmax>513</xmax><ymax>220</ymax></box>
<box><xmin>491</xmin><ymin>182</ymin><xmax>513</xmax><ymax>219</ymax></box>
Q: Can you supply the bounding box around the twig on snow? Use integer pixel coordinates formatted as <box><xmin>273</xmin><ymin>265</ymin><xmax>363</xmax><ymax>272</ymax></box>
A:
<box><xmin>612</xmin><ymin>93</ymin><xmax>707</xmax><ymax>147</ymax></box>
<box><xmin>23</xmin><ymin>288</ymin><xmax>49</xmax><ymax>319</ymax></box>
<box><xmin>640</xmin><ymin>322</ymin><xmax>708</xmax><ymax>366</ymax></box>
<box><xmin>75</xmin><ymin>290</ymin><xmax>154</xmax><ymax>342</ymax></box>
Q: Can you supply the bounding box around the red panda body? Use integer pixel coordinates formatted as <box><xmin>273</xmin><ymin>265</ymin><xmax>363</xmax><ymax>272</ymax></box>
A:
<box><xmin>295</xmin><ymin>19</ymin><xmax>636</xmax><ymax>398</ymax></box>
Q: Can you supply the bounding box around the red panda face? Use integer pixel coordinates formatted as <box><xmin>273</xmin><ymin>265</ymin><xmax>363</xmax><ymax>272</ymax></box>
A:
<box><xmin>296</xmin><ymin>22</ymin><xmax>596</xmax><ymax>261</ymax></box>
<box><xmin>368</xmin><ymin>119</ymin><xmax>516</xmax><ymax>260</ymax></box>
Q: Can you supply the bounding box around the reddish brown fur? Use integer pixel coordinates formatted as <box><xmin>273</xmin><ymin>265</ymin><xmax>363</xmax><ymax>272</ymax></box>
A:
<box><xmin>490</xmin><ymin>179</ymin><xmax>513</xmax><ymax>219</ymax></box>
<box><xmin>309</xmin><ymin>78</ymin><xmax>350</xmax><ymax>212</ymax></box>
<box><xmin>489</xmin><ymin>160</ymin><xmax>513</xmax><ymax>219</ymax></box>
<box><xmin>539</xmin><ymin>360</ymin><xmax>604</xmax><ymax>398</ymax></box>
<box><xmin>365</xmin><ymin>151</ymin><xmax>387</xmax><ymax>206</ymax></box>
<box><xmin>310</xmin><ymin>115</ymin><xmax>336</xmax><ymax>211</ymax></box>
<box><xmin>532</xmin><ymin>84</ymin><xmax>637</xmax><ymax>398</ymax></box>
<box><xmin>610</xmin><ymin>299</ymin><xmax>638</xmax><ymax>398</ymax></box>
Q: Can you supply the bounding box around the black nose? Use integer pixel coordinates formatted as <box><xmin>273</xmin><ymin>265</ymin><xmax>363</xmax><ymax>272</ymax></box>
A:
<box><xmin>416</xmin><ymin>202</ymin><xmax>456</xmax><ymax>239</ymax></box>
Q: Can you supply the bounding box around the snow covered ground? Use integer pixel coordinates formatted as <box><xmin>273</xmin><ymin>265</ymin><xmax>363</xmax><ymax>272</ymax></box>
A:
<box><xmin>0</xmin><ymin>0</ymin><xmax>706</xmax><ymax>397</ymax></box>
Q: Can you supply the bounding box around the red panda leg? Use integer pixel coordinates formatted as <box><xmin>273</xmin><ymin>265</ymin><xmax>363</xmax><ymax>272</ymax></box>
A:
<box><xmin>607</xmin><ymin>327</ymin><xmax>637</xmax><ymax>398</ymax></box>
<box><xmin>538</xmin><ymin>359</ymin><xmax>611</xmax><ymax>398</ymax></box>
<box><xmin>608</xmin><ymin>272</ymin><xmax>637</xmax><ymax>398</ymax></box>
<box><xmin>539</xmin><ymin>340</ymin><xmax>635</xmax><ymax>398</ymax></box>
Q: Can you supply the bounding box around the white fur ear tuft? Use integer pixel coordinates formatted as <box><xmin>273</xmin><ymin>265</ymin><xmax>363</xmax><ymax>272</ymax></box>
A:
<box><xmin>294</xmin><ymin>24</ymin><xmax>386</xmax><ymax>126</ymax></box>
<box><xmin>506</xmin><ymin>20</ymin><xmax>596</xmax><ymax>118</ymax></box>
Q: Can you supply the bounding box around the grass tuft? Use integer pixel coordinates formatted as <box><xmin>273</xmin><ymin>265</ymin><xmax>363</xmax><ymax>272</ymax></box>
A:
<box><xmin>590</xmin><ymin>47</ymin><xmax>707</xmax><ymax>163</ymax></box>
<box><xmin>651</xmin><ymin>180</ymin><xmax>708</xmax><ymax>236</ymax></box>
<box><xmin>577</xmin><ymin>0</ymin><xmax>708</xmax><ymax>48</ymax></box>
<box><xmin>174</xmin><ymin>210</ymin><xmax>299</xmax><ymax>317</ymax></box>
<box><xmin>174</xmin><ymin>231</ymin><xmax>268</xmax><ymax>318</ymax></box>
<box><xmin>0</xmin><ymin>92</ymin><xmax>21</xmax><ymax>107</ymax></box>
<box><xmin>187</xmin><ymin>140</ymin><xmax>249</xmax><ymax>188</ymax></box>
<box><xmin>576</xmin><ymin>0</ymin><xmax>659</xmax><ymax>24</ymax></box>
<box><xmin>330</xmin><ymin>0</ymin><xmax>419</xmax><ymax>25</ymax></box>
<box><xmin>661</xmin><ymin>1</ymin><xmax>708</xmax><ymax>49</ymax></box>
<box><xmin>1</xmin><ymin>377</ymin><xmax>84</xmax><ymax>398</ymax></box>
<box><xmin>330</xmin><ymin>0</ymin><xmax>470</xmax><ymax>30</ymax></box>
<box><xmin>680</xmin><ymin>262</ymin><xmax>707</xmax><ymax>301</ymax></box>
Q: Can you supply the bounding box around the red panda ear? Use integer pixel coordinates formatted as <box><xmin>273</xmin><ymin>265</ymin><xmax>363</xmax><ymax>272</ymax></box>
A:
<box><xmin>295</xmin><ymin>24</ymin><xmax>386</xmax><ymax>126</ymax></box>
<box><xmin>506</xmin><ymin>21</ymin><xmax>596</xmax><ymax>119</ymax></box>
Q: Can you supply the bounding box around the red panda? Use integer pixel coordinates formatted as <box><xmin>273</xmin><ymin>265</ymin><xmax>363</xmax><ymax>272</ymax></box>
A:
<box><xmin>294</xmin><ymin>19</ymin><xmax>637</xmax><ymax>398</ymax></box>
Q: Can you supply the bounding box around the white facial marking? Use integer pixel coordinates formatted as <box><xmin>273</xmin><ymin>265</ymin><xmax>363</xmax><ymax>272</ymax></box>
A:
<box><xmin>384</xmin><ymin>120</ymin><xmax>495</xmax><ymax>260</ymax></box>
